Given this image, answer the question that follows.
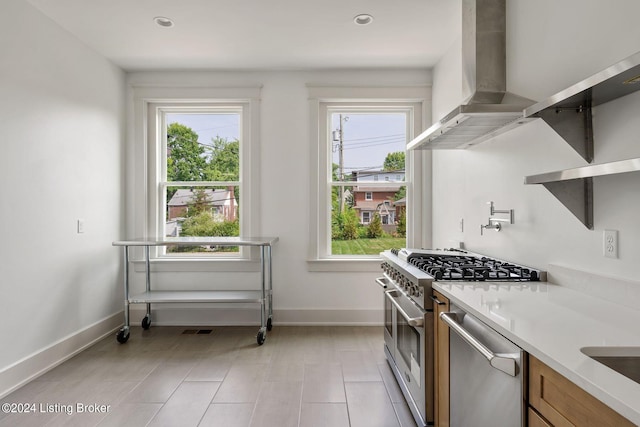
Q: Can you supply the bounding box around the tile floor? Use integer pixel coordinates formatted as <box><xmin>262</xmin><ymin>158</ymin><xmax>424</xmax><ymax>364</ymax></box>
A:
<box><xmin>0</xmin><ymin>326</ymin><xmax>418</xmax><ymax>427</ymax></box>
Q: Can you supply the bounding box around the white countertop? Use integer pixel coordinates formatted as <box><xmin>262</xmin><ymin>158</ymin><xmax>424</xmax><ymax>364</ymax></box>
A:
<box><xmin>432</xmin><ymin>281</ymin><xmax>640</xmax><ymax>425</ymax></box>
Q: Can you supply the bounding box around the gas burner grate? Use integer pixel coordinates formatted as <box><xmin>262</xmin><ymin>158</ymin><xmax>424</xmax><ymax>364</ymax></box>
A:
<box><xmin>407</xmin><ymin>254</ymin><xmax>539</xmax><ymax>281</ymax></box>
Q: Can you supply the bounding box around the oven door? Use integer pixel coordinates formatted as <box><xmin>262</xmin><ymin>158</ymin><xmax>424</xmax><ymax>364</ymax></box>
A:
<box><xmin>385</xmin><ymin>289</ymin><xmax>434</xmax><ymax>426</ymax></box>
<box><xmin>376</xmin><ymin>276</ymin><xmax>395</xmax><ymax>359</ymax></box>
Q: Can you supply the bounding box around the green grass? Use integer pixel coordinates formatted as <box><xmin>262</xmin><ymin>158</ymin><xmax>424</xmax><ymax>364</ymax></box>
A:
<box><xmin>331</xmin><ymin>237</ymin><xmax>406</xmax><ymax>255</ymax></box>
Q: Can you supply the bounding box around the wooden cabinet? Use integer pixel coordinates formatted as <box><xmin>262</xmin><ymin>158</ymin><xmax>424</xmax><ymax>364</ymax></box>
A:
<box><xmin>528</xmin><ymin>355</ymin><xmax>634</xmax><ymax>427</ymax></box>
<box><xmin>432</xmin><ymin>290</ymin><xmax>449</xmax><ymax>427</ymax></box>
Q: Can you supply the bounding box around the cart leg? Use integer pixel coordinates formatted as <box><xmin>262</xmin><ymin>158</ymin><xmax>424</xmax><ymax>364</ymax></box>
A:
<box><xmin>117</xmin><ymin>246</ymin><xmax>131</xmax><ymax>344</ymax></box>
<box><xmin>267</xmin><ymin>245</ymin><xmax>273</xmax><ymax>331</ymax></box>
<box><xmin>257</xmin><ymin>327</ymin><xmax>267</xmax><ymax>345</ymax></box>
<box><xmin>142</xmin><ymin>305</ymin><xmax>151</xmax><ymax>330</ymax></box>
<box><xmin>142</xmin><ymin>246</ymin><xmax>152</xmax><ymax>330</ymax></box>
<box><xmin>257</xmin><ymin>246</ymin><xmax>267</xmax><ymax>344</ymax></box>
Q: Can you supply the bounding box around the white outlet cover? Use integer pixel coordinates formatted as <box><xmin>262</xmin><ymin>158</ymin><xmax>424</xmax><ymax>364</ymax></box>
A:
<box><xmin>604</xmin><ymin>229</ymin><xmax>618</xmax><ymax>259</ymax></box>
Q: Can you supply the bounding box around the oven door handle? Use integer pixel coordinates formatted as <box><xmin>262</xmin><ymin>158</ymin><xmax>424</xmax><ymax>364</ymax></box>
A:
<box><xmin>385</xmin><ymin>290</ymin><xmax>424</xmax><ymax>328</ymax></box>
<box><xmin>440</xmin><ymin>312</ymin><xmax>517</xmax><ymax>377</ymax></box>
<box><xmin>375</xmin><ymin>277</ymin><xmax>388</xmax><ymax>289</ymax></box>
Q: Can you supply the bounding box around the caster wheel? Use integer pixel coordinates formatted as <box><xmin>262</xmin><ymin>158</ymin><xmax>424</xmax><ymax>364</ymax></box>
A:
<box><xmin>116</xmin><ymin>330</ymin><xmax>130</xmax><ymax>344</ymax></box>
<box><xmin>266</xmin><ymin>317</ymin><xmax>273</xmax><ymax>331</ymax></box>
<box><xmin>141</xmin><ymin>316</ymin><xmax>151</xmax><ymax>330</ymax></box>
<box><xmin>256</xmin><ymin>330</ymin><xmax>266</xmax><ymax>345</ymax></box>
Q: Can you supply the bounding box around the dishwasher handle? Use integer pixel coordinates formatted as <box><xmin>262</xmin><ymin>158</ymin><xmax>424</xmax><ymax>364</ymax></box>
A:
<box><xmin>440</xmin><ymin>311</ymin><xmax>517</xmax><ymax>377</ymax></box>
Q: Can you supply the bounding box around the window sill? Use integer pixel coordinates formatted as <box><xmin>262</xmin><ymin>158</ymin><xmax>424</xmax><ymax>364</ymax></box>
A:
<box><xmin>132</xmin><ymin>258</ymin><xmax>261</xmax><ymax>273</ymax></box>
<box><xmin>306</xmin><ymin>258</ymin><xmax>382</xmax><ymax>272</ymax></box>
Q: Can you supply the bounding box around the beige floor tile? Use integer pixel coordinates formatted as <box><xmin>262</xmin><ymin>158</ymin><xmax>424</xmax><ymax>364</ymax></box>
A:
<box><xmin>249</xmin><ymin>382</ymin><xmax>302</xmax><ymax>427</ymax></box>
<box><xmin>212</xmin><ymin>363</ymin><xmax>268</xmax><ymax>403</ymax></box>
<box><xmin>198</xmin><ymin>403</ymin><xmax>254</xmax><ymax>427</ymax></box>
<box><xmin>184</xmin><ymin>353</ymin><xmax>233</xmax><ymax>382</ymax></box>
<box><xmin>345</xmin><ymin>381</ymin><xmax>401</xmax><ymax>427</ymax></box>
<box><xmin>265</xmin><ymin>362</ymin><xmax>304</xmax><ymax>382</ymax></box>
<box><xmin>95</xmin><ymin>403</ymin><xmax>163</xmax><ymax>427</ymax></box>
<box><xmin>125</xmin><ymin>361</ymin><xmax>194</xmax><ymax>403</ymax></box>
<box><xmin>302</xmin><ymin>364</ymin><xmax>345</xmax><ymax>403</ymax></box>
<box><xmin>298</xmin><ymin>403</ymin><xmax>350</xmax><ymax>427</ymax></box>
<box><xmin>147</xmin><ymin>381</ymin><xmax>220</xmax><ymax>427</ymax></box>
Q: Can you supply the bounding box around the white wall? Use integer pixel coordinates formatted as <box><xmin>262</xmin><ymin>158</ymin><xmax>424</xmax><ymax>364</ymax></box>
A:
<box><xmin>431</xmin><ymin>0</ymin><xmax>640</xmax><ymax>291</ymax></box>
<box><xmin>0</xmin><ymin>0</ymin><xmax>125</xmax><ymax>395</ymax></box>
<box><xmin>125</xmin><ymin>69</ymin><xmax>431</xmax><ymax>325</ymax></box>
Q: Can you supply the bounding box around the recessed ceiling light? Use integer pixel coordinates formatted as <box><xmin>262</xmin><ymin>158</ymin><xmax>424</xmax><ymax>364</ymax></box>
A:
<box><xmin>154</xmin><ymin>16</ymin><xmax>174</xmax><ymax>28</ymax></box>
<box><xmin>353</xmin><ymin>14</ymin><xmax>374</xmax><ymax>25</ymax></box>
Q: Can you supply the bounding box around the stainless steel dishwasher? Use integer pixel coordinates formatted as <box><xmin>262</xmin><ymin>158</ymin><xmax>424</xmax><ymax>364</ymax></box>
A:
<box><xmin>440</xmin><ymin>302</ymin><xmax>524</xmax><ymax>427</ymax></box>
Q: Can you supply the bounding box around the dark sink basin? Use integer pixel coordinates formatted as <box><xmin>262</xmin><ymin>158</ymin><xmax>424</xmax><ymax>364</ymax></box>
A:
<box><xmin>581</xmin><ymin>347</ymin><xmax>640</xmax><ymax>384</ymax></box>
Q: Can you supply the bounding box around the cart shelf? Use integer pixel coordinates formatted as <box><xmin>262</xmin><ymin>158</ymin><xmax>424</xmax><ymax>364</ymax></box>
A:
<box><xmin>128</xmin><ymin>290</ymin><xmax>266</xmax><ymax>304</ymax></box>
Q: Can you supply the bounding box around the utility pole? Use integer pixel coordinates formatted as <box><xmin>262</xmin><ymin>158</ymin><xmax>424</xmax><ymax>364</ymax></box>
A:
<box><xmin>333</xmin><ymin>114</ymin><xmax>348</xmax><ymax>212</ymax></box>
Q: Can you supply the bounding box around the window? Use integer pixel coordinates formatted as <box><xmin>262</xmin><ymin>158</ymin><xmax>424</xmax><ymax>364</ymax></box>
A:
<box><xmin>159</xmin><ymin>109</ymin><xmax>241</xmax><ymax>255</ymax></box>
<box><xmin>308</xmin><ymin>86</ymin><xmax>429</xmax><ymax>268</ymax></box>
<box><xmin>328</xmin><ymin>108</ymin><xmax>409</xmax><ymax>257</ymax></box>
<box><xmin>310</xmin><ymin>100</ymin><xmax>430</xmax><ymax>269</ymax></box>
<box><xmin>141</xmin><ymin>92</ymin><xmax>260</xmax><ymax>261</ymax></box>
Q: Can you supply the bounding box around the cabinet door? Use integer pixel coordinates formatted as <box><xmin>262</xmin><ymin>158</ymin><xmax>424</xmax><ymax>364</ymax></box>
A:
<box><xmin>528</xmin><ymin>355</ymin><xmax>634</xmax><ymax>427</ymax></box>
<box><xmin>432</xmin><ymin>290</ymin><xmax>449</xmax><ymax>427</ymax></box>
<box><xmin>528</xmin><ymin>407</ymin><xmax>553</xmax><ymax>427</ymax></box>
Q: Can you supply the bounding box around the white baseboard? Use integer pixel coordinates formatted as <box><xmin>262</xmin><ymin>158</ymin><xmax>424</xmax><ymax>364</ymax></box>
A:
<box><xmin>128</xmin><ymin>306</ymin><xmax>383</xmax><ymax>326</ymax></box>
<box><xmin>0</xmin><ymin>312</ymin><xmax>123</xmax><ymax>399</ymax></box>
<box><xmin>273</xmin><ymin>309</ymin><xmax>382</xmax><ymax>325</ymax></box>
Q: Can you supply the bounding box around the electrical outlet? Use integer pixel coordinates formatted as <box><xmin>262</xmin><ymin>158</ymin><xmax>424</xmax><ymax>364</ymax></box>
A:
<box><xmin>77</xmin><ymin>219</ymin><xmax>85</xmax><ymax>234</ymax></box>
<box><xmin>603</xmin><ymin>229</ymin><xmax>618</xmax><ymax>259</ymax></box>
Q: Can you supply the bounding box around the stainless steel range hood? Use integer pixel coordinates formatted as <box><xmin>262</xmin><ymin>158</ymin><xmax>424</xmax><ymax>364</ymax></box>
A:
<box><xmin>408</xmin><ymin>0</ymin><xmax>533</xmax><ymax>150</ymax></box>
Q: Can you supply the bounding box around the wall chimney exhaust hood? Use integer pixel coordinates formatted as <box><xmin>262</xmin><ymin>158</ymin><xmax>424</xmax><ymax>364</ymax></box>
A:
<box><xmin>408</xmin><ymin>0</ymin><xmax>533</xmax><ymax>151</ymax></box>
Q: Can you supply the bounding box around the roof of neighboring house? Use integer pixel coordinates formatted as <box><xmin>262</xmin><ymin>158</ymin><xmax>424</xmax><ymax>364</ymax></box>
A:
<box><xmin>394</xmin><ymin>197</ymin><xmax>406</xmax><ymax>206</ymax></box>
<box><xmin>168</xmin><ymin>189</ymin><xmax>233</xmax><ymax>207</ymax></box>
<box><xmin>354</xmin><ymin>200</ymin><xmax>396</xmax><ymax>211</ymax></box>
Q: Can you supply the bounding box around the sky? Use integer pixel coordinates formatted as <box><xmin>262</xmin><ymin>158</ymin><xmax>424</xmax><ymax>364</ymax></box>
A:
<box><xmin>330</xmin><ymin>113</ymin><xmax>406</xmax><ymax>177</ymax></box>
<box><xmin>166</xmin><ymin>111</ymin><xmax>407</xmax><ymax>177</ymax></box>
<box><xmin>168</xmin><ymin>113</ymin><xmax>240</xmax><ymax>145</ymax></box>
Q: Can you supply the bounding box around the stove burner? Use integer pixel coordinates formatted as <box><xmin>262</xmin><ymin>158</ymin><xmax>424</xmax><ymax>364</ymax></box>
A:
<box><xmin>406</xmin><ymin>253</ymin><xmax>539</xmax><ymax>281</ymax></box>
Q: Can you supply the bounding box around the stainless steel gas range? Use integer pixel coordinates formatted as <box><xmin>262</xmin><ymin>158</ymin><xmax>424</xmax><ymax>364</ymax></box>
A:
<box><xmin>377</xmin><ymin>248</ymin><xmax>544</xmax><ymax>427</ymax></box>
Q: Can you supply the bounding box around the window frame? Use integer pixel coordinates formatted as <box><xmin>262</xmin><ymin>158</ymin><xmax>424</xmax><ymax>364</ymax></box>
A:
<box><xmin>154</xmin><ymin>105</ymin><xmax>243</xmax><ymax>257</ymax></box>
<box><xmin>307</xmin><ymin>85</ymin><xmax>430</xmax><ymax>271</ymax></box>
<box><xmin>131</xmin><ymin>85</ymin><xmax>261</xmax><ymax>269</ymax></box>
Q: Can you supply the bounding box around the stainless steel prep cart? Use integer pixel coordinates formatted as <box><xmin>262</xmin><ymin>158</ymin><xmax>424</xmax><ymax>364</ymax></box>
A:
<box><xmin>112</xmin><ymin>236</ymin><xmax>278</xmax><ymax>345</ymax></box>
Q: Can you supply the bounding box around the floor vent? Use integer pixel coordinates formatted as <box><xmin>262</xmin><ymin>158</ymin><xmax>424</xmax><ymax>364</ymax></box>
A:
<box><xmin>182</xmin><ymin>329</ymin><xmax>213</xmax><ymax>335</ymax></box>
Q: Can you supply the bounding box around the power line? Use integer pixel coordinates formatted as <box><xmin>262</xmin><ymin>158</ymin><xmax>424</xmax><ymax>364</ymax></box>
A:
<box><xmin>343</xmin><ymin>133</ymin><xmax>405</xmax><ymax>142</ymax></box>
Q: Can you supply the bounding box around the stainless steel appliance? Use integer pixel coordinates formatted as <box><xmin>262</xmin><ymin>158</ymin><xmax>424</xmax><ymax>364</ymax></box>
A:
<box><xmin>377</xmin><ymin>248</ymin><xmax>543</xmax><ymax>427</ymax></box>
<box><xmin>441</xmin><ymin>303</ymin><xmax>524</xmax><ymax>427</ymax></box>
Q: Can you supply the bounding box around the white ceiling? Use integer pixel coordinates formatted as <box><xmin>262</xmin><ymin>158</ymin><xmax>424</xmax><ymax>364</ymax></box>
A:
<box><xmin>25</xmin><ymin>0</ymin><xmax>461</xmax><ymax>71</ymax></box>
